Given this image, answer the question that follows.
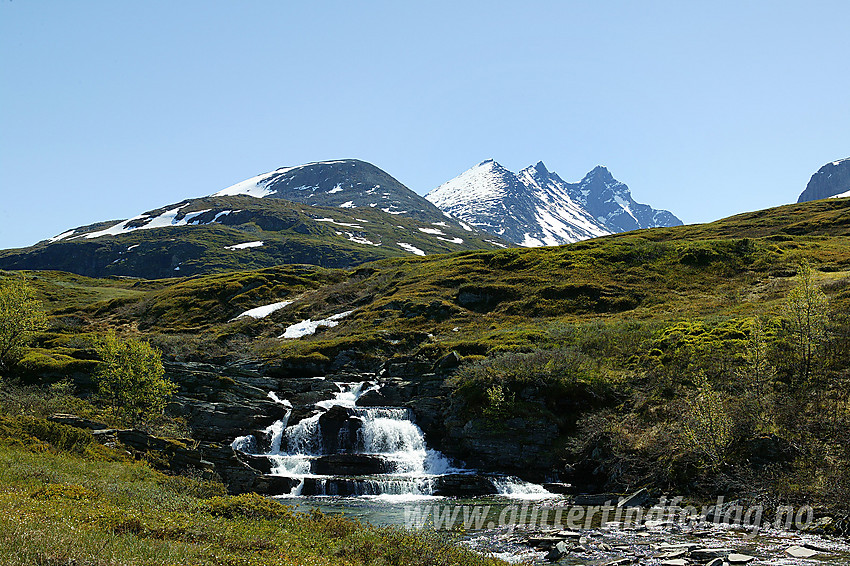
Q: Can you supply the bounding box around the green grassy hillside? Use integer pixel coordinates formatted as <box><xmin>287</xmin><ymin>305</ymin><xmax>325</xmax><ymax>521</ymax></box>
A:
<box><xmin>3</xmin><ymin>196</ymin><xmax>850</xmax><ymax>504</ymax></box>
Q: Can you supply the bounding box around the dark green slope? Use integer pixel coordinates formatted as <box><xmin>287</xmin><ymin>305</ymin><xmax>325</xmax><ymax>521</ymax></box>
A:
<box><xmin>0</xmin><ymin>196</ymin><xmax>508</xmax><ymax>279</ymax></box>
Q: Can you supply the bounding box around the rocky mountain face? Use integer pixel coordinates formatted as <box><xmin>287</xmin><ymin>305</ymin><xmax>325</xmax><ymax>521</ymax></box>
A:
<box><xmin>568</xmin><ymin>165</ymin><xmax>683</xmax><ymax>233</ymax></box>
<box><xmin>426</xmin><ymin>160</ymin><xmax>682</xmax><ymax>246</ymax></box>
<box><xmin>798</xmin><ymin>157</ymin><xmax>850</xmax><ymax>202</ymax></box>
<box><xmin>214</xmin><ymin>159</ymin><xmax>450</xmax><ymax>224</ymax></box>
<box><xmin>0</xmin><ymin>160</ymin><xmax>507</xmax><ymax>278</ymax></box>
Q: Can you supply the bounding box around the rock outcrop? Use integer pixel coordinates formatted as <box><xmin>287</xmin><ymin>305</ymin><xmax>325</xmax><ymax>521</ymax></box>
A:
<box><xmin>798</xmin><ymin>157</ymin><xmax>850</xmax><ymax>202</ymax></box>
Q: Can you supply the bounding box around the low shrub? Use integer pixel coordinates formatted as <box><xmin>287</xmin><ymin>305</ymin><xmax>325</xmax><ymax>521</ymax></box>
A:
<box><xmin>205</xmin><ymin>492</ymin><xmax>292</xmax><ymax>520</ymax></box>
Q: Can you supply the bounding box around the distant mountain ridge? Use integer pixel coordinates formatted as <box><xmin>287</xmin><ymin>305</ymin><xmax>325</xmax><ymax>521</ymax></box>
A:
<box><xmin>798</xmin><ymin>157</ymin><xmax>850</xmax><ymax>202</ymax></box>
<box><xmin>426</xmin><ymin>160</ymin><xmax>682</xmax><ymax>246</ymax></box>
<box><xmin>0</xmin><ymin>160</ymin><xmax>507</xmax><ymax>279</ymax></box>
<box><xmin>0</xmin><ymin>157</ymin><xmax>688</xmax><ymax>278</ymax></box>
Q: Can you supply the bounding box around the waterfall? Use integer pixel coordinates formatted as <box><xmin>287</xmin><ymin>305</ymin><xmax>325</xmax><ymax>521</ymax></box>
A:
<box><xmin>233</xmin><ymin>379</ymin><xmax>553</xmax><ymax>499</ymax></box>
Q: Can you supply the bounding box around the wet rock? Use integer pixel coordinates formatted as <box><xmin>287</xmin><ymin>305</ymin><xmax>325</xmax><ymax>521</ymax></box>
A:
<box><xmin>234</xmin><ymin>451</ymin><xmax>274</xmax><ymax>474</ymax></box>
<box><xmin>690</xmin><ymin>548</ymin><xmax>735</xmax><ymax>560</ymax></box>
<box><xmin>316</xmin><ymin>405</ymin><xmax>362</xmax><ymax>453</ymax></box>
<box><xmin>705</xmin><ymin>559</ymin><xmax>723</xmax><ymax>566</ymax></box>
<box><xmin>355</xmin><ymin>388</ymin><xmax>389</xmax><ymax>407</ymax></box>
<box><xmin>545</xmin><ymin>541</ymin><xmax>569</xmax><ymax>562</ymax></box>
<box><xmin>727</xmin><ymin>554</ymin><xmax>755</xmax><ymax>564</ymax></box>
<box><xmin>527</xmin><ymin>536</ymin><xmax>564</xmax><ymax>549</ymax></box>
<box><xmin>617</xmin><ymin>487</ymin><xmax>651</xmax><ymax>508</ymax></box>
<box><xmin>255</xmin><ymin>474</ymin><xmax>300</xmax><ymax>495</ymax></box>
<box><xmin>48</xmin><ymin>413</ymin><xmax>109</xmax><ymax>430</ymax></box>
<box><xmin>785</xmin><ymin>545</ymin><xmax>818</xmax><ymax>558</ymax></box>
<box><xmin>660</xmin><ymin>560</ymin><xmax>687</xmax><ymax>566</ymax></box>
<box><xmin>276</xmin><ymin>377</ymin><xmax>339</xmax><ymax>395</ymax></box>
<box><xmin>311</xmin><ymin>454</ymin><xmax>392</xmax><ymax>476</ymax></box>
<box><xmin>542</xmin><ymin>482</ymin><xmax>573</xmax><ymax>494</ymax></box>
<box><xmin>658</xmin><ymin>549</ymin><xmax>688</xmax><ymax>559</ymax></box>
<box><xmin>433</xmin><ymin>474</ymin><xmax>498</xmax><ymax>497</ymax></box>
<box><xmin>286</xmin><ymin>406</ymin><xmax>318</xmax><ymax>427</ymax></box>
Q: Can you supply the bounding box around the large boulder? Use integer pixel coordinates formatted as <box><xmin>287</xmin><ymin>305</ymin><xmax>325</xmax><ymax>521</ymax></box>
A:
<box><xmin>433</xmin><ymin>474</ymin><xmax>498</xmax><ymax>497</ymax></box>
<box><xmin>311</xmin><ymin>454</ymin><xmax>392</xmax><ymax>475</ymax></box>
<box><xmin>316</xmin><ymin>405</ymin><xmax>362</xmax><ymax>453</ymax></box>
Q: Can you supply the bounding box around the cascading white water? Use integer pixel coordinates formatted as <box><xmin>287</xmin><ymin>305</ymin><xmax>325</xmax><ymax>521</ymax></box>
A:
<box><xmin>238</xmin><ymin>381</ymin><xmax>456</xmax><ymax>496</ymax></box>
<box><xmin>233</xmin><ymin>380</ymin><xmax>553</xmax><ymax>498</ymax></box>
<box><xmin>489</xmin><ymin>476</ymin><xmax>557</xmax><ymax>499</ymax></box>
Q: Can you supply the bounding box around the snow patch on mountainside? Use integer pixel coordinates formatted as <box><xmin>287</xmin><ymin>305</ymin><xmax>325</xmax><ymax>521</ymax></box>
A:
<box><xmin>315</xmin><ymin>218</ymin><xmax>363</xmax><ymax>228</ymax></box>
<box><xmin>47</xmin><ymin>230</ymin><xmax>76</xmax><ymax>243</ymax></box>
<box><xmin>225</xmin><ymin>241</ymin><xmax>264</xmax><ymax>250</ymax></box>
<box><xmin>281</xmin><ymin>310</ymin><xmax>354</xmax><ymax>339</ymax></box>
<box><xmin>215</xmin><ymin>164</ymin><xmax>294</xmax><ymax>194</ymax></box>
<box><xmin>80</xmin><ymin>204</ymin><xmax>195</xmax><ymax>239</ymax></box>
<box><xmin>236</xmin><ymin>300</ymin><xmax>294</xmax><ymax>319</ymax></box>
<box><xmin>831</xmin><ymin>189</ymin><xmax>850</xmax><ymax>199</ymax></box>
<box><xmin>346</xmin><ymin>233</ymin><xmax>381</xmax><ymax>246</ymax></box>
<box><xmin>214</xmin><ymin>170</ymin><xmax>285</xmax><ymax>198</ymax></box>
<box><xmin>397</xmin><ymin>242</ymin><xmax>425</xmax><ymax>256</ymax></box>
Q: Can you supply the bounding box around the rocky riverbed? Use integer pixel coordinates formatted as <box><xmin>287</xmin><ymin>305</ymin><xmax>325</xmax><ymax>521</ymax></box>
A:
<box><xmin>464</xmin><ymin>517</ymin><xmax>850</xmax><ymax>565</ymax></box>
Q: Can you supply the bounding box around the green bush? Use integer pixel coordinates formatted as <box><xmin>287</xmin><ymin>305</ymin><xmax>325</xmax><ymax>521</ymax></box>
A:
<box><xmin>30</xmin><ymin>483</ymin><xmax>98</xmax><ymax>501</ymax></box>
<box><xmin>0</xmin><ymin>415</ymin><xmax>93</xmax><ymax>453</ymax></box>
<box><xmin>94</xmin><ymin>332</ymin><xmax>177</xmax><ymax>426</ymax></box>
<box><xmin>161</xmin><ymin>474</ymin><xmax>227</xmax><ymax>499</ymax></box>
<box><xmin>205</xmin><ymin>492</ymin><xmax>293</xmax><ymax>520</ymax></box>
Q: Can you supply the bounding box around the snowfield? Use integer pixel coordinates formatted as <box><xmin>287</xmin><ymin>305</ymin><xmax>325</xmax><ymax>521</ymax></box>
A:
<box><xmin>225</xmin><ymin>241</ymin><xmax>264</xmax><ymax>250</ymax></box>
<box><xmin>397</xmin><ymin>242</ymin><xmax>425</xmax><ymax>256</ymax></box>
<box><xmin>281</xmin><ymin>311</ymin><xmax>354</xmax><ymax>339</ymax></box>
<box><xmin>235</xmin><ymin>300</ymin><xmax>294</xmax><ymax>319</ymax></box>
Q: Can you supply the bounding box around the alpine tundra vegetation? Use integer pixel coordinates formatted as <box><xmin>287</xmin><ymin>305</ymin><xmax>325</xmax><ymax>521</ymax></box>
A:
<box><xmin>2</xmin><ymin>169</ymin><xmax>850</xmax><ymax>564</ymax></box>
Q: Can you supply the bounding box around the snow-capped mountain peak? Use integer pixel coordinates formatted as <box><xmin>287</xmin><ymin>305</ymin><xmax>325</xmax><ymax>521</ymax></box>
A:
<box><xmin>211</xmin><ymin>159</ymin><xmax>450</xmax><ymax>224</ymax></box>
<box><xmin>427</xmin><ymin>161</ymin><xmax>612</xmax><ymax>247</ymax></box>
<box><xmin>426</xmin><ymin>160</ymin><xmax>682</xmax><ymax>247</ymax></box>
<box><xmin>427</xmin><ymin>159</ymin><xmax>516</xmax><ymax>211</ymax></box>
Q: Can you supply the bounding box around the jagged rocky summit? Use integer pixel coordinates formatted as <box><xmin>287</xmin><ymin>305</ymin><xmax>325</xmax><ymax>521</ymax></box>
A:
<box><xmin>425</xmin><ymin>159</ymin><xmax>682</xmax><ymax>246</ymax></box>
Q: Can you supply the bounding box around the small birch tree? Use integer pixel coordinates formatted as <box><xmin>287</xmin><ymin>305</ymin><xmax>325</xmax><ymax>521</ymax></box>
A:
<box><xmin>0</xmin><ymin>276</ymin><xmax>48</xmax><ymax>373</ymax></box>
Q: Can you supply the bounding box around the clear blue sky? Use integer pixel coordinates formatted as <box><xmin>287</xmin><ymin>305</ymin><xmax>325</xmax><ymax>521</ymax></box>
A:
<box><xmin>2</xmin><ymin>1</ymin><xmax>848</xmax><ymax>249</ymax></box>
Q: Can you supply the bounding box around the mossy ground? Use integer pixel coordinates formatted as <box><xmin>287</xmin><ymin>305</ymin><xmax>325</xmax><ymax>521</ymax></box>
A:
<box><xmin>0</xmin><ymin>412</ymin><xmax>509</xmax><ymax>566</ymax></box>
